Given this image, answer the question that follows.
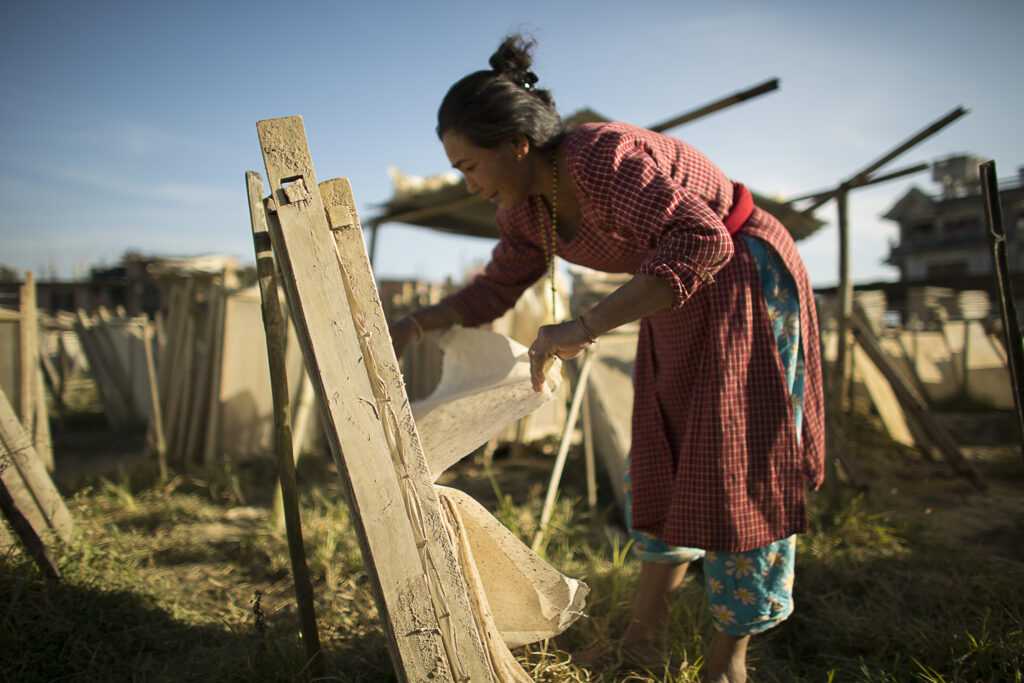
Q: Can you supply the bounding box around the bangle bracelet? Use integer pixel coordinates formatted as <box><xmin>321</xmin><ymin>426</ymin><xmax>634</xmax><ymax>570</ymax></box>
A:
<box><xmin>577</xmin><ymin>314</ymin><xmax>598</xmax><ymax>344</ymax></box>
<box><xmin>407</xmin><ymin>315</ymin><xmax>425</xmax><ymax>344</ymax></box>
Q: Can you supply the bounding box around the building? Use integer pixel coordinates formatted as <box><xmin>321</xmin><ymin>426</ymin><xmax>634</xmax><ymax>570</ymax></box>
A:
<box><xmin>0</xmin><ymin>252</ymin><xmax>241</xmax><ymax>317</ymax></box>
<box><xmin>884</xmin><ymin>155</ymin><xmax>1024</xmax><ymax>285</ymax></box>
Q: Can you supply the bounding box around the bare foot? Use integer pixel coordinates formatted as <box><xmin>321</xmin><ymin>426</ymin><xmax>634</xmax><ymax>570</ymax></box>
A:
<box><xmin>569</xmin><ymin>645</ymin><xmax>614</xmax><ymax>671</ymax></box>
<box><xmin>570</xmin><ymin>635</ymin><xmax>667</xmax><ymax>673</ymax></box>
<box><xmin>617</xmin><ymin>618</ymin><xmax>669</xmax><ymax>669</ymax></box>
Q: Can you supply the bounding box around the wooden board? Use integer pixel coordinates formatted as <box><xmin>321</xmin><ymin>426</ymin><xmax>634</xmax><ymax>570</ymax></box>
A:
<box><xmin>0</xmin><ymin>320</ymin><xmax>22</xmax><ymax>427</ymax></box>
<box><xmin>851</xmin><ymin>309</ymin><xmax>985</xmax><ymax>489</ymax></box>
<box><xmin>0</xmin><ymin>386</ymin><xmax>73</xmax><ymax>544</ymax></box>
<box><xmin>257</xmin><ymin>116</ymin><xmax>493</xmax><ymax>682</ymax></box>
<box><xmin>851</xmin><ymin>343</ymin><xmax>915</xmax><ymax>447</ymax></box>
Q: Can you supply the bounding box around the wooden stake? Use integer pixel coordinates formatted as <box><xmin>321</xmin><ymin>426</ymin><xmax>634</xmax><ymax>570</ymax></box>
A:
<box><xmin>979</xmin><ymin>160</ymin><xmax>1024</xmax><ymax>462</ymax></box>
<box><xmin>246</xmin><ymin>171</ymin><xmax>324</xmax><ymax>679</ymax></box>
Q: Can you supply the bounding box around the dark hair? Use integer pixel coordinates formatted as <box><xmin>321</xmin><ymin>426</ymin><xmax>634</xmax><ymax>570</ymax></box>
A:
<box><xmin>437</xmin><ymin>34</ymin><xmax>564</xmax><ymax>150</ymax></box>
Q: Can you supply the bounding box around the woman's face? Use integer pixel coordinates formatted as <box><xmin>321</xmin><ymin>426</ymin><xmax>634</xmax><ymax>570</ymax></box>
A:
<box><xmin>442</xmin><ymin>131</ymin><xmax>531</xmax><ymax>211</ymax></box>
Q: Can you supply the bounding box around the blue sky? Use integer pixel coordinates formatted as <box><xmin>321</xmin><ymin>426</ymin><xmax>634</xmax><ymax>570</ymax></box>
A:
<box><xmin>1</xmin><ymin>0</ymin><xmax>1021</xmax><ymax>287</ymax></box>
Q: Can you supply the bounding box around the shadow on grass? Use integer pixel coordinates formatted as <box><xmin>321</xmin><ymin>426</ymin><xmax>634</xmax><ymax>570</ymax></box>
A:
<box><xmin>749</xmin><ymin>526</ymin><xmax>1024</xmax><ymax>682</ymax></box>
<box><xmin>1</xmin><ymin>559</ymin><xmax>252</xmax><ymax>681</ymax></box>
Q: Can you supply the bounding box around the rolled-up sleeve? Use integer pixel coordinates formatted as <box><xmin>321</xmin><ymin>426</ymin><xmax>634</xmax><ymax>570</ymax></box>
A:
<box><xmin>578</xmin><ymin>132</ymin><xmax>734</xmax><ymax>307</ymax></box>
<box><xmin>441</xmin><ymin>214</ymin><xmax>548</xmax><ymax>327</ymax></box>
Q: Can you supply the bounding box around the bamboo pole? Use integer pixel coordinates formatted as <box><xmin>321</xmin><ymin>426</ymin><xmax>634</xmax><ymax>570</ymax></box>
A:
<box><xmin>246</xmin><ymin>171</ymin><xmax>323</xmax><ymax>679</ymax></box>
<box><xmin>532</xmin><ymin>349</ymin><xmax>596</xmax><ymax>552</ymax></box>
<box><xmin>979</xmin><ymin>160</ymin><xmax>1024</xmax><ymax>462</ymax></box>
<box><xmin>581</xmin><ymin>387</ymin><xmax>597</xmax><ymax>515</ymax></box>
<box><xmin>788</xmin><ymin>162</ymin><xmax>929</xmax><ymax>204</ymax></box>
<box><xmin>833</xmin><ymin>188</ymin><xmax>854</xmax><ymax>415</ymax></box>
<box><xmin>801</xmin><ymin>107</ymin><xmax>968</xmax><ymax>214</ymax></box>
<box><xmin>648</xmin><ymin>78</ymin><xmax>779</xmax><ymax>133</ymax></box>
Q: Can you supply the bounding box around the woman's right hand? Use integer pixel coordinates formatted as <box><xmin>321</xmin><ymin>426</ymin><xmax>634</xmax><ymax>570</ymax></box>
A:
<box><xmin>389</xmin><ymin>315</ymin><xmax>422</xmax><ymax>360</ymax></box>
<box><xmin>388</xmin><ymin>302</ymin><xmax>463</xmax><ymax>360</ymax></box>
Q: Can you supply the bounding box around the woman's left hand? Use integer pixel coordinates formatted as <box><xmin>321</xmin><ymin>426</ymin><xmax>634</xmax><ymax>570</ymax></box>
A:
<box><xmin>528</xmin><ymin>320</ymin><xmax>591</xmax><ymax>392</ymax></box>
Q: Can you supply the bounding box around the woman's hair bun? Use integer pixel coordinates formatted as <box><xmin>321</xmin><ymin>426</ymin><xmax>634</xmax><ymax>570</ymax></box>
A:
<box><xmin>488</xmin><ymin>34</ymin><xmax>537</xmax><ymax>88</ymax></box>
<box><xmin>437</xmin><ymin>32</ymin><xmax>563</xmax><ymax>149</ymax></box>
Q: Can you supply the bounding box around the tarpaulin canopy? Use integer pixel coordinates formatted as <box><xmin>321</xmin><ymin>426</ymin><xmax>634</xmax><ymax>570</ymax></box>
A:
<box><xmin>370</xmin><ymin>92</ymin><xmax>825</xmax><ymax>243</ymax></box>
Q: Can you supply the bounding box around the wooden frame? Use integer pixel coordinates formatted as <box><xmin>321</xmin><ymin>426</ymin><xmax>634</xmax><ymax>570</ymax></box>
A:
<box><xmin>255</xmin><ymin>116</ymin><xmax>493</xmax><ymax>682</ymax></box>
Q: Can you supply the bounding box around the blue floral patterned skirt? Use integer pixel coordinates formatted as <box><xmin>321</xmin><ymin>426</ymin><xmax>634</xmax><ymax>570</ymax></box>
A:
<box><xmin>623</xmin><ymin>234</ymin><xmax>806</xmax><ymax>635</ymax></box>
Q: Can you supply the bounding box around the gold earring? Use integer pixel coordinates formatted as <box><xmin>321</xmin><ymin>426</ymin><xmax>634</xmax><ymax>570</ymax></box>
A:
<box><xmin>517</xmin><ymin>152</ymin><xmax>523</xmax><ymax>163</ymax></box>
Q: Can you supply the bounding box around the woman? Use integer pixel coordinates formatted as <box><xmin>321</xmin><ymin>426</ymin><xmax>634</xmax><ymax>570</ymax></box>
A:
<box><xmin>390</xmin><ymin>35</ymin><xmax>824</xmax><ymax>683</ymax></box>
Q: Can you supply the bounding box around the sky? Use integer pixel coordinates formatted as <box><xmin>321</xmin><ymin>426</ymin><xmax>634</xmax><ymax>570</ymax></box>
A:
<box><xmin>1</xmin><ymin>0</ymin><xmax>1022</xmax><ymax>288</ymax></box>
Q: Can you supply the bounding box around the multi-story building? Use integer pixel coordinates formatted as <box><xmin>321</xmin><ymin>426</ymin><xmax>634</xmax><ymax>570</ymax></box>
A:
<box><xmin>884</xmin><ymin>155</ymin><xmax>1024</xmax><ymax>285</ymax></box>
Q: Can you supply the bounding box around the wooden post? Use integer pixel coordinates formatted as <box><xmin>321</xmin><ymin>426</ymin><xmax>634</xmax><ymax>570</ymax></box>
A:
<box><xmin>256</xmin><ymin>116</ymin><xmax>493</xmax><ymax>682</ymax></box>
<box><xmin>246</xmin><ymin>171</ymin><xmax>324</xmax><ymax>679</ymax></box>
<box><xmin>833</xmin><ymin>187</ymin><xmax>853</xmax><ymax>415</ymax></box>
<box><xmin>979</xmin><ymin>160</ymin><xmax>1024</xmax><ymax>462</ymax></box>
<box><xmin>143</xmin><ymin>320</ymin><xmax>168</xmax><ymax>479</ymax></box>
<box><xmin>19</xmin><ymin>272</ymin><xmax>37</xmax><ymax>437</ymax></box>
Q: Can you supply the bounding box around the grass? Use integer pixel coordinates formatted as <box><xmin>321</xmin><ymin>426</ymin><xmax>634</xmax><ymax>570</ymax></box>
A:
<box><xmin>2</xmin><ymin>411</ymin><xmax>1023</xmax><ymax>681</ymax></box>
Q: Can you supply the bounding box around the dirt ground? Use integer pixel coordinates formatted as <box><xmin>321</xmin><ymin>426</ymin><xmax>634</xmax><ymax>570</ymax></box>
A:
<box><xmin>839</xmin><ymin>407</ymin><xmax>1024</xmax><ymax>567</ymax></box>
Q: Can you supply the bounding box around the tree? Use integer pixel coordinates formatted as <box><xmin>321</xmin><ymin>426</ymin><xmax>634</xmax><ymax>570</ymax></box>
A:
<box><xmin>0</xmin><ymin>264</ymin><xmax>20</xmax><ymax>283</ymax></box>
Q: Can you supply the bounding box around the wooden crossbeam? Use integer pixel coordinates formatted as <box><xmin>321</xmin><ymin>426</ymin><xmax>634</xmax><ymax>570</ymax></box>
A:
<box><xmin>255</xmin><ymin>116</ymin><xmax>493</xmax><ymax>682</ymax></box>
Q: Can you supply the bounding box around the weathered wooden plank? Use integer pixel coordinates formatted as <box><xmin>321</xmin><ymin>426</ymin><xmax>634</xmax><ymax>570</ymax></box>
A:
<box><xmin>0</xmin><ymin>387</ymin><xmax>73</xmax><ymax>543</ymax></box>
<box><xmin>73</xmin><ymin>311</ymin><xmax>130</xmax><ymax>427</ymax></box>
<box><xmin>185</xmin><ymin>284</ymin><xmax>220</xmax><ymax>463</ymax></box>
<box><xmin>167</xmin><ymin>307</ymin><xmax>196</xmax><ymax>464</ymax></box>
<box><xmin>850</xmin><ymin>308</ymin><xmax>986</xmax><ymax>489</ymax></box>
<box><xmin>319</xmin><ymin>176</ymin><xmax>502</xmax><ymax>677</ymax></box>
<box><xmin>33</xmin><ymin>357</ymin><xmax>53</xmax><ymax>472</ymax></box>
<box><xmin>258</xmin><ymin>116</ymin><xmax>492</xmax><ymax>683</ymax></box>
<box><xmin>0</xmin><ymin>476</ymin><xmax>61</xmax><ymax>580</ymax></box>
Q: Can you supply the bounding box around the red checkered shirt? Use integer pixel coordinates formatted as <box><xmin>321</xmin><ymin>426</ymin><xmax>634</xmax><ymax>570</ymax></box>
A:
<box><xmin>444</xmin><ymin>122</ymin><xmax>825</xmax><ymax>552</ymax></box>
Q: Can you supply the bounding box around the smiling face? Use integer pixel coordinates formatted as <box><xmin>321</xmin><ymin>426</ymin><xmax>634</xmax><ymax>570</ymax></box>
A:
<box><xmin>442</xmin><ymin>131</ymin><xmax>532</xmax><ymax>211</ymax></box>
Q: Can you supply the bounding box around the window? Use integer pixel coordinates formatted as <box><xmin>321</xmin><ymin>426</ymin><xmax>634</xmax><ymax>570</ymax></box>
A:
<box><xmin>926</xmin><ymin>261</ymin><xmax>968</xmax><ymax>278</ymax></box>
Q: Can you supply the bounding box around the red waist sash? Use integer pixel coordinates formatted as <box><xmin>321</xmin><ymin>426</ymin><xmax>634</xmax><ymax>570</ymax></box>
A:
<box><xmin>723</xmin><ymin>182</ymin><xmax>754</xmax><ymax>235</ymax></box>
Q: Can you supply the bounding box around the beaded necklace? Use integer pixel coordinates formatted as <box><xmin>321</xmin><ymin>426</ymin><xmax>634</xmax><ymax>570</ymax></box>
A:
<box><xmin>541</xmin><ymin>152</ymin><xmax>558</xmax><ymax>321</ymax></box>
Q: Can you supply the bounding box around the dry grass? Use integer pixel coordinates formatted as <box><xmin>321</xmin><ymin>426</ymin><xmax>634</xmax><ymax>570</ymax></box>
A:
<box><xmin>1</xmin><ymin>401</ymin><xmax>1022</xmax><ymax>682</ymax></box>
